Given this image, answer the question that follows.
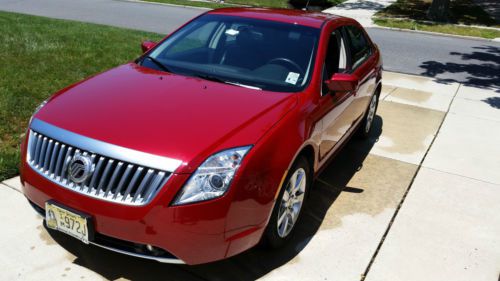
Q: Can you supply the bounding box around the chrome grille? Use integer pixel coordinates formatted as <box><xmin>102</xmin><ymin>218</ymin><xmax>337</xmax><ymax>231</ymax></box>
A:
<box><xmin>27</xmin><ymin>130</ymin><xmax>171</xmax><ymax>206</ymax></box>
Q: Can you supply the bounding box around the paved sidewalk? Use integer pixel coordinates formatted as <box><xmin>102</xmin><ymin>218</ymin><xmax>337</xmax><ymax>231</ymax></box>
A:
<box><xmin>365</xmin><ymin>78</ymin><xmax>500</xmax><ymax>281</ymax></box>
<box><xmin>323</xmin><ymin>0</ymin><xmax>396</xmax><ymax>27</ymax></box>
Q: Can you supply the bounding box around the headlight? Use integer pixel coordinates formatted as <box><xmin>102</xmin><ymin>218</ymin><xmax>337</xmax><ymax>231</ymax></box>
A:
<box><xmin>172</xmin><ymin>146</ymin><xmax>252</xmax><ymax>206</ymax></box>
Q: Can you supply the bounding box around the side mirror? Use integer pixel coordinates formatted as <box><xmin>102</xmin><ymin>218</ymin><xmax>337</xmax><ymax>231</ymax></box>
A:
<box><xmin>141</xmin><ymin>41</ymin><xmax>157</xmax><ymax>53</ymax></box>
<box><xmin>325</xmin><ymin>73</ymin><xmax>359</xmax><ymax>92</ymax></box>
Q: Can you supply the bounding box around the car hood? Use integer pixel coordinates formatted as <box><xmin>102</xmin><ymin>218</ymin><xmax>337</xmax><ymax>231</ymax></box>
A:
<box><xmin>35</xmin><ymin>63</ymin><xmax>297</xmax><ymax>173</ymax></box>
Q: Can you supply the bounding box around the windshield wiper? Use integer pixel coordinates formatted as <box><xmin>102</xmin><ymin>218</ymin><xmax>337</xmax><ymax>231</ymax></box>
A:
<box><xmin>143</xmin><ymin>56</ymin><xmax>171</xmax><ymax>73</ymax></box>
<box><xmin>193</xmin><ymin>73</ymin><xmax>227</xmax><ymax>83</ymax></box>
<box><xmin>225</xmin><ymin>81</ymin><xmax>262</xmax><ymax>90</ymax></box>
<box><xmin>194</xmin><ymin>73</ymin><xmax>261</xmax><ymax>90</ymax></box>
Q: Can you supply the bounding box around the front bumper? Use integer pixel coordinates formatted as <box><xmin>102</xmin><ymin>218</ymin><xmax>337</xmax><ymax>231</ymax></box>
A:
<box><xmin>27</xmin><ymin>200</ymin><xmax>184</xmax><ymax>263</ymax></box>
<box><xmin>21</xmin><ymin>163</ymin><xmax>266</xmax><ymax>265</ymax></box>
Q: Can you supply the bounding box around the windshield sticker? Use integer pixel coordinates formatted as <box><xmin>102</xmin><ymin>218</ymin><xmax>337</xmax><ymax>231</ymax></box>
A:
<box><xmin>289</xmin><ymin>32</ymin><xmax>301</xmax><ymax>40</ymax></box>
<box><xmin>285</xmin><ymin>72</ymin><xmax>300</xmax><ymax>85</ymax></box>
<box><xmin>225</xmin><ymin>29</ymin><xmax>239</xmax><ymax>36</ymax></box>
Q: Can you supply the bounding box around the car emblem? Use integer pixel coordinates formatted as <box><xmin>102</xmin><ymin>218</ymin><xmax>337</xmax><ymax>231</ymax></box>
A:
<box><xmin>68</xmin><ymin>153</ymin><xmax>93</xmax><ymax>184</ymax></box>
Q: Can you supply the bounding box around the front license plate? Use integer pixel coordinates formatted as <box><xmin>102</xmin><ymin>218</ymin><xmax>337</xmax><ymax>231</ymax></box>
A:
<box><xmin>45</xmin><ymin>201</ymin><xmax>91</xmax><ymax>244</ymax></box>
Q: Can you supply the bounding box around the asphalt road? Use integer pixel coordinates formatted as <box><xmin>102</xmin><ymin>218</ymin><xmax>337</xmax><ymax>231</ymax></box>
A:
<box><xmin>367</xmin><ymin>28</ymin><xmax>500</xmax><ymax>90</ymax></box>
<box><xmin>1</xmin><ymin>0</ymin><xmax>499</xmax><ymax>89</ymax></box>
<box><xmin>0</xmin><ymin>0</ymin><xmax>204</xmax><ymax>34</ymax></box>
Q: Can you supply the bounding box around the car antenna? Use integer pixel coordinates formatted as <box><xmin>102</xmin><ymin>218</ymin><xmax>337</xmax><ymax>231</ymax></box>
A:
<box><xmin>302</xmin><ymin>0</ymin><xmax>311</xmax><ymax>11</ymax></box>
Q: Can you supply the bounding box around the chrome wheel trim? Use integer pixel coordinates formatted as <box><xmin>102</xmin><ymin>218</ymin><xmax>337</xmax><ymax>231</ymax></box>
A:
<box><xmin>365</xmin><ymin>95</ymin><xmax>377</xmax><ymax>134</ymax></box>
<box><xmin>277</xmin><ymin>168</ymin><xmax>306</xmax><ymax>238</ymax></box>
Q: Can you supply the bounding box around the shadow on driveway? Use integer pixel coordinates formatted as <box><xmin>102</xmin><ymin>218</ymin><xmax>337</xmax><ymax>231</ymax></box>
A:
<box><xmin>46</xmin><ymin>116</ymin><xmax>383</xmax><ymax>281</ymax></box>
<box><xmin>420</xmin><ymin>45</ymin><xmax>500</xmax><ymax>93</ymax></box>
<box><xmin>483</xmin><ymin>96</ymin><xmax>500</xmax><ymax>109</ymax></box>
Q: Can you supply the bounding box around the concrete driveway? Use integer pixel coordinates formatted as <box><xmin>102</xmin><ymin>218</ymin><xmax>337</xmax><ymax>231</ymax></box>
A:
<box><xmin>2</xmin><ymin>71</ymin><xmax>499</xmax><ymax>280</ymax></box>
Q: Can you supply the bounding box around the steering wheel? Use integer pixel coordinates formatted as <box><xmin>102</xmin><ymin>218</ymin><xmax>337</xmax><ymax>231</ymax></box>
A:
<box><xmin>267</xmin><ymin>58</ymin><xmax>305</xmax><ymax>75</ymax></box>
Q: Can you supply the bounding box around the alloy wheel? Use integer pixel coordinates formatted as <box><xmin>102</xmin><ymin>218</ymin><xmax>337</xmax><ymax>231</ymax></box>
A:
<box><xmin>365</xmin><ymin>94</ymin><xmax>377</xmax><ymax>134</ymax></box>
<box><xmin>277</xmin><ymin>168</ymin><xmax>306</xmax><ymax>238</ymax></box>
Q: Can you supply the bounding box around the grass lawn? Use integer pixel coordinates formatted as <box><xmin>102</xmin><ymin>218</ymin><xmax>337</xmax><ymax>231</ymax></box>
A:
<box><xmin>146</xmin><ymin>0</ymin><xmax>344</xmax><ymax>9</ymax></box>
<box><xmin>374</xmin><ymin>0</ymin><xmax>500</xmax><ymax>39</ymax></box>
<box><xmin>0</xmin><ymin>11</ymin><xmax>163</xmax><ymax>181</ymax></box>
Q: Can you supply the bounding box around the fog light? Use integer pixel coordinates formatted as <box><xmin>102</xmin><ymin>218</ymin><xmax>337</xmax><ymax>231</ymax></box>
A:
<box><xmin>146</xmin><ymin>244</ymin><xmax>154</xmax><ymax>251</ymax></box>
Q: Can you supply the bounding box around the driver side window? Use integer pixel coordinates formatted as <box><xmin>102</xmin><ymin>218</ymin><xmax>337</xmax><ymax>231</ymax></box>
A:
<box><xmin>322</xmin><ymin>30</ymin><xmax>348</xmax><ymax>96</ymax></box>
<box><xmin>344</xmin><ymin>25</ymin><xmax>371</xmax><ymax>70</ymax></box>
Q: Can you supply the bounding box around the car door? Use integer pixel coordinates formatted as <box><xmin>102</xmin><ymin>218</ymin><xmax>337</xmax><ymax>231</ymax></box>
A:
<box><xmin>343</xmin><ymin>25</ymin><xmax>378</xmax><ymax>121</ymax></box>
<box><xmin>318</xmin><ymin>27</ymin><xmax>359</xmax><ymax>160</ymax></box>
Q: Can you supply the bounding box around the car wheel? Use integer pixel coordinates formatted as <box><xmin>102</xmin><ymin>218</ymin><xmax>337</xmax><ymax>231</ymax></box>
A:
<box><xmin>263</xmin><ymin>156</ymin><xmax>311</xmax><ymax>248</ymax></box>
<box><xmin>358</xmin><ymin>93</ymin><xmax>379</xmax><ymax>139</ymax></box>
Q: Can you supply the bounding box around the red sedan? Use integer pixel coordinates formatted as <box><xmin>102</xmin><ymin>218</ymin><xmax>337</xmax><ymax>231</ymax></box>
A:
<box><xmin>20</xmin><ymin>8</ymin><xmax>382</xmax><ymax>265</ymax></box>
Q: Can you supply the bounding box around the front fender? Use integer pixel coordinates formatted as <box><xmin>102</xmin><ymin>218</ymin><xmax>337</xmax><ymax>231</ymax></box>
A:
<box><xmin>221</xmin><ymin>100</ymin><xmax>312</xmax><ymax>254</ymax></box>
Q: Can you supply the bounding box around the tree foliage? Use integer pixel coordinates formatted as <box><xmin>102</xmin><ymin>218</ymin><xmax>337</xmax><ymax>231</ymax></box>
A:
<box><xmin>428</xmin><ymin>0</ymin><xmax>451</xmax><ymax>21</ymax></box>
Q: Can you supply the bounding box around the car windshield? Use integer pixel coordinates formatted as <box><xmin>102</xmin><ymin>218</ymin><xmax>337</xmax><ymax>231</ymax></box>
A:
<box><xmin>141</xmin><ymin>14</ymin><xmax>320</xmax><ymax>92</ymax></box>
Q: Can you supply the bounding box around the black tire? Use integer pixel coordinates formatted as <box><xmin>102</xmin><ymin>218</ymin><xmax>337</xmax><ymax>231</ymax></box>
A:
<box><xmin>358</xmin><ymin>93</ymin><xmax>379</xmax><ymax>139</ymax></box>
<box><xmin>262</xmin><ymin>156</ymin><xmax>311</xmax><ymax>248</ymax></box>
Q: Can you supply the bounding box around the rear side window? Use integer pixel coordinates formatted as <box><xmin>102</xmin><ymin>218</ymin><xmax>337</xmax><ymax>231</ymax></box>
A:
<box><xmin>344</xmin><ymin>26</ymin><xmax>371</xmax><ymax>69</ymax></box>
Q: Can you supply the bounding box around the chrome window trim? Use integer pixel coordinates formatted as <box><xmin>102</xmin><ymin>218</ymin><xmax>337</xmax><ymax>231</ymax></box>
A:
<box><xmin>30</xmin><ymin>118</ymin><xmax>183</xmax><ymax>173</ymax></box>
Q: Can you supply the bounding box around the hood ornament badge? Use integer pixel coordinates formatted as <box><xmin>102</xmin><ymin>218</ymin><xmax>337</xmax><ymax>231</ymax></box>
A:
<box><xmin>68</xmin><ymin>153</ymin><xmax>93</xmax><ymax>184</ymax></box>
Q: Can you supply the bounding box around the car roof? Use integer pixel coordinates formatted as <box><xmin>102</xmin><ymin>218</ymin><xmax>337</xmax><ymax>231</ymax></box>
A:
<box><xmin>207</xmin><ymin>8</ymin><xmax>346</xmax><ymax>28</ymax></box>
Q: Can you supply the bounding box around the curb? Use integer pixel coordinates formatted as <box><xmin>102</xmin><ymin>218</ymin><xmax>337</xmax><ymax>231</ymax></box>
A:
<box><xmin>1</xmin><ymin>182</ymin><xmax>22</xmax><ymax>194</ymax></box>
<box><xmin>116</xmin><ymin>0</ymin><xmax>251</xmax><ymax>9</ymax></box>
<box><xmin>382</xmin><ymin>69</ymin><xmax>433</xmax><ymax>80</ymax></box>
<box><xmin>1</xmin><ymin>176</ymin><xmax>22</xmax><ymax>193</ymax></box>
<box><xmin>370</xmin><ymin>25</ymin><xmax>500</xmax><ymax>42</ymax></box>
<box><xmin>116</xmin><ymin>0</ymin><xmax>212</xmax><ymax>10</ymax></box>
<box><xmin>373</xmin><ymin>16</ymin><xmax>500</xmax><ymax>31</ymax></box>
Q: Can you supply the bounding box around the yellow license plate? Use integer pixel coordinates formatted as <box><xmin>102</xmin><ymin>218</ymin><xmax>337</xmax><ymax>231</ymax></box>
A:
<box><xmin>45</xmin><ymin>202</ymin><xmax>90</xmax><ymax>244</ymax></box>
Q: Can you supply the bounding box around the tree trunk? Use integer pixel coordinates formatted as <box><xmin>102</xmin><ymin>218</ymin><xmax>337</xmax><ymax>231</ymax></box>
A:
<box><xmin>427</xmin><ymin>0</ymin><xmax>451</xmax><ymax>22</ymax></box>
